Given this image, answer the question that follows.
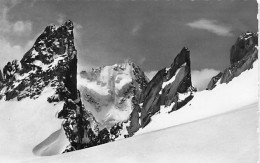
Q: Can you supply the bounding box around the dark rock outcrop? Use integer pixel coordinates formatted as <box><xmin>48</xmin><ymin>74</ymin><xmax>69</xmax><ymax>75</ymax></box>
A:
<box><xmin>0</xmin><ymin>70</ymin><xmax>3</xmax><ymax>83</ymax></box>
<box><xmin>230</xmin><ymin>32</ymin><xmax>258</xmax><ymax>64</ymax></box>
<box><xmin>126</xmin><ymin>96</ymin><xmax>142</xmax><ymax>137</ymax></box>
<box><xmin>206</xmin><ymin>72</ymin><xmax>223</xmax><ymax>90</ymax></box>
<box><xmin>2</xmin><ymin>60</ymin><xmax>19</xmax><ymax>82</ymax></box>
<box><xmin>207</xmin><ymin>32</ymin><xmax>258</xmax><ymax>90</ymax></box>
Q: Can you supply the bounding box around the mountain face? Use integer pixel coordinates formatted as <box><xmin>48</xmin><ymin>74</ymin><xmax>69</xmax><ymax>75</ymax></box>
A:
<box><xmin>207</xmin><ymin>32</ymin><xmax>258</xmax><ymax>90</ymax></box>
<box><xmin>0</xmin><ymin>20</ymin><xmax>82</xmax><ymax>153</ymax></box>
<box><xmin>0</xmin><ymin>20</ymin><xmax>257</xmax><ymax>155</ymax></box>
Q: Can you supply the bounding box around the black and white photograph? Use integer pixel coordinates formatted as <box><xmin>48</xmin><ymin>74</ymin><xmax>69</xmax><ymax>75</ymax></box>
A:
<box><xmin>0</xmin><ymin>0</ymin><xmax>258</xmax><ymax>162</ymax></box>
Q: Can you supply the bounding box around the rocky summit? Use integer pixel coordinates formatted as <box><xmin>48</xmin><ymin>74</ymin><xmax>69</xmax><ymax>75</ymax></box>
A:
<box><xmin>0</xmin><ymin>20</ymin><xmax>77</xmax><ymax>101</ymax></box>
<box><xmin>207</xmin><ymin>32</ymin><xmax>258</xmax><ymax>90</ymax></box>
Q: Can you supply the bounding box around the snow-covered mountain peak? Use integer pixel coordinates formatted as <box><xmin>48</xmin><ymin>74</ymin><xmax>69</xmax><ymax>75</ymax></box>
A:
<box><xmin>78</xmin><ymin>62</ymin><xmax>149</xmax><ymax>128</ymax></box>
<box><xmin>79</xmin><ymin>62</ymin><xmax>148</xmax><ymax>90</ymax></box>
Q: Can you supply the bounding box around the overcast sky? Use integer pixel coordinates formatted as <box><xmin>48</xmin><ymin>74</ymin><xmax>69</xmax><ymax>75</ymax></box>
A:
<box><xmin>0</xmin><ymin>0</ymin><xmax>257</xmax><ymax>87</ymax></box>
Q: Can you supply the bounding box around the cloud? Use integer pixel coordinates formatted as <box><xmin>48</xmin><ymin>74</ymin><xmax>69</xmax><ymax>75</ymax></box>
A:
<box><xmin>0</xmin><ymin>37</ymin><xmax>34</xmax><ymax>69</ymax></box>
<box><xmin>0</xmin><ymin>39</ymin><xmax>24</xmax><ymax>68</ymax></box>
<box><xmin>56</xmin><ymin>14</ymin><xmax>66</xmax><ymax>25</ymax></box>
<box><xmin>191</xmin><ymin>68</ymin><xmax>220</xmax><ymax>91</ymax></box>
<box><xmin>0</xmin><ymin>1</ymin><xmax>32</xmax><ymax>34</ymax></box>
<box><xmin>187</xmin><ymin>19</ymin><xmax>232</xmax><ymax>36</ymax></box>
<box><xmin>131</xmin><ymin>23</ymin><xmax>142</xmax><ymax>35</ymax></box>
<box><xmin>13</xmin><ymin>21</ymin><xmax>32</xmax><ymax>33</ymax></box>
<box><xmin>0</xmin><ymin>0</ymin><xmax>34</xmax><ymax>69</ymax></box>
<box><xmin>138</xmin><ymin>57</ymin><xmax>146</xmax><ymax>65</ymax></box>
<box><xmin>145</xmin><ymin>71</ymin><xmax>158</xmax><ymax>80</ymax></box>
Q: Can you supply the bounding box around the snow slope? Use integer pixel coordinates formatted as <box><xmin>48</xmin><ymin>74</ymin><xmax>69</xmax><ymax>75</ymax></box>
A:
<box><xmin>29</xmin><ymin>103</ymin><xmax>258</xmax><ymax>163</ymax></box>
<box><xmin>0</xmin><ymin>59</ymin><xmax>257</xmax><ymax>162</ymax></box>
<box><xmin>0</xmin><ymin>86</ymin><xmax>69</xmax><ymax>162</ymax></box>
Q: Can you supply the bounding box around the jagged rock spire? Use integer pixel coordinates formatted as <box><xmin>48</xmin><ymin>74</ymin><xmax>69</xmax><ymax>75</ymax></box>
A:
<box><xmin>171</xmin><ymin>47</ymin><xmax>191</xmax><ymax>69</ymax></box>
<box><xmin>139</xmin><ymin>47</ymin><xmax>194</xmax><ymax>128</ymax></box>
